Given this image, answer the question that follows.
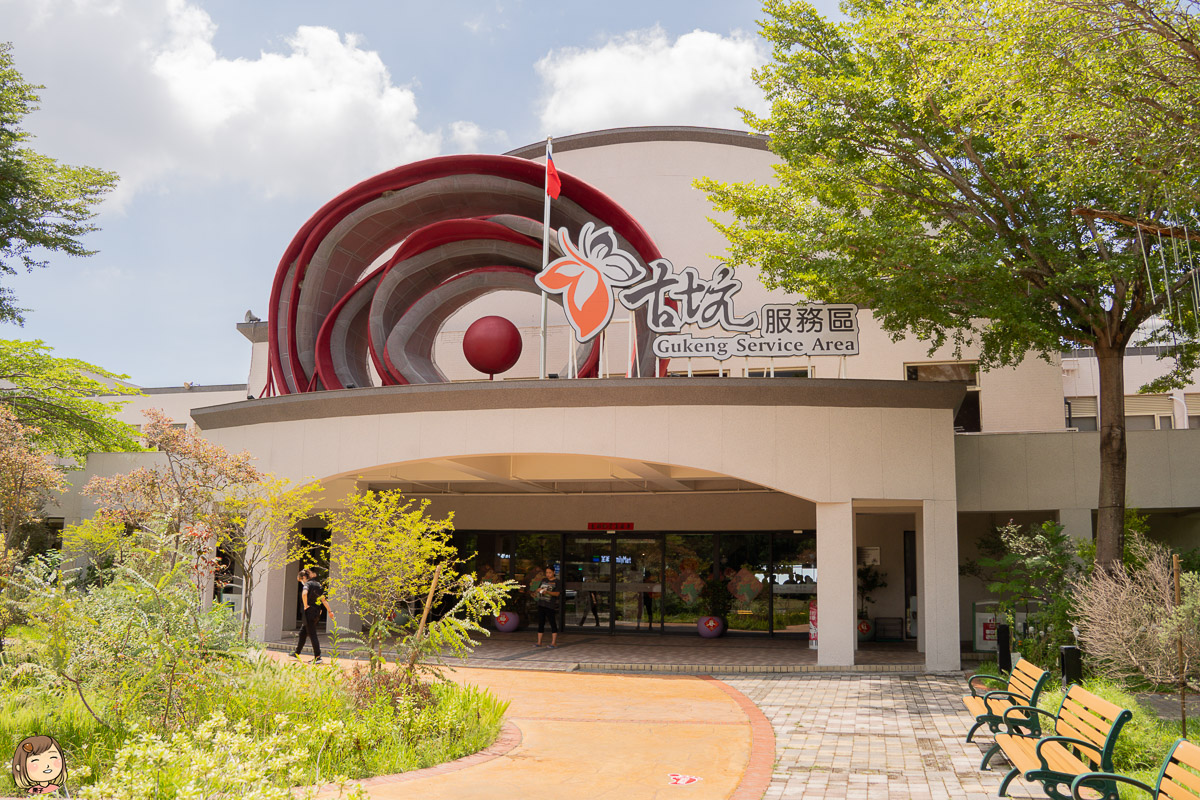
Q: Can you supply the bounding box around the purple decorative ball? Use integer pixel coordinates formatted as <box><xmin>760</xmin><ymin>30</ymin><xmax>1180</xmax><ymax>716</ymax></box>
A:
<box><xmin>698</xmin><ymin>616</ymin><xmax>725</xmax><ymax>638</ymax></box>
<box><xmin>494</xmin><ymin>611</ymin><xmax>519</xmax><ymax>632</ymax></box>
<box><xmin>463</xmin><ymin>315</ymin><xmax>523</xmax><ymax>376</ymax></box>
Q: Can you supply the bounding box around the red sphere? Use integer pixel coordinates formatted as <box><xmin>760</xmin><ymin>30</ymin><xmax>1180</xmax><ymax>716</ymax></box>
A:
<box><xmin>462</xmin><ymin>316</ymin><xmax>523</xmax><ymax>376</ymax></box>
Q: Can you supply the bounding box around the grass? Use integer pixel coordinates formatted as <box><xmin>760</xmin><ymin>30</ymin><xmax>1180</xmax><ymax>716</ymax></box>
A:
<box><xmin>0</xmin><ymin>651</ymin><xmax>508</xmax><ymax>797</ymax></box>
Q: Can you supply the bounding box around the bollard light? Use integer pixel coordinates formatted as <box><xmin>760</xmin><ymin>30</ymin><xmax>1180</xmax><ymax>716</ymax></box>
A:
<box><xmin>997</xmin><ymin>624</ymin><xmax>1013</xmax><ymax>673</ymax></box>
<box><xmin>1060</xmin><ymin>645</ymin><xmax>1083</xmax><ymax>688</ymax></box>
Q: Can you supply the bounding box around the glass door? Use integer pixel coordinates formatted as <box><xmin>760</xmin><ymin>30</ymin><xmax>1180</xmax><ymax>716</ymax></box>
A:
<box><xmin>662</xmin><ymin>533</ymin><xmax>714</xmax><ymax>634</ymax></box>
<box><xmin>718</xmin><ymin>533</ymin><xmax>771</xmax><ymax>634</ymax></box>
<box><xmin>771</xmin><ymin>531</ymin><xmax>816</xmax><ymax>636</ymax></box>
<box><xmin>612</xmin><ymin>537</ymin><xmax>663</xmax><ymax>632</ymax></box>
<box><xmin>564</xmin><ymin>535</ymin><xmax>613</xmax><ymax>630</ymax></box>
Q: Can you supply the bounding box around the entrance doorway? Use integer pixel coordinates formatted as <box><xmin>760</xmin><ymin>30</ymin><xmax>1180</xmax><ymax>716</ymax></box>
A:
<box><xmin>460</xmin><ymin>530</ymin><xmax>818</xmax><ymax>637</ymax></box>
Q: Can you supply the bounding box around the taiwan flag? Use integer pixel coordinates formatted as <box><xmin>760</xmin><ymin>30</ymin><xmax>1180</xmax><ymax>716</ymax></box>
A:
<box><xmin>546</xmin><ymin>152</ymin><xmax>562</xmax><ymax>199</ymax></box>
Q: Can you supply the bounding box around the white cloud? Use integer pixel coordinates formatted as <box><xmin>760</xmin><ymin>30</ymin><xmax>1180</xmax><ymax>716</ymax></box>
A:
<box><xmin>535</xmin><ymin>26</ymin><xmax>768</xmax><ymax>134</ymax></box>
<box><xmin>3</xmin><ymin>0</ymin><xmax>460</xmax><ymax>208</ymax></box>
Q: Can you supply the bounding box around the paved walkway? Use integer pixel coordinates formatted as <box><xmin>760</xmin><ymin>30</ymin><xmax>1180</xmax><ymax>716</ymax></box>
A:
<box><xmin>725</xmin><ymin>674</ymin><xmax>1039</xmax><ymax>800</ymax></box>
<box><xmin>277</xmin><ymin>630</ymin><xmax>934</xmax><ymax>673</ymax></box>
<box><xmin>276</xmin><ymin>651</ymin><xmax>1041</xmax><ymax>800</ymax></box>
<box><xmin>299</xmin><ymin>657</ymin><xmax>773</xmax><ymax>800</ymax></box>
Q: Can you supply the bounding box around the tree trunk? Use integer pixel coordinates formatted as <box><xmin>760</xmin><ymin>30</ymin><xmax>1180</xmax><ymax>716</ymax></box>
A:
<box><xmin>1095</xmin><ymin>347</ymin><xmax>1127</xmax><ymax>570</ymax></box>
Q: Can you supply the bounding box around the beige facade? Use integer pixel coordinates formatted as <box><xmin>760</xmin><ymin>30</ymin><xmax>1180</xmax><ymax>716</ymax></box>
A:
<box><xmin>46</xmin><ymin>127</ymin><xmax>1200</xmax><ymax>672</ymax></box>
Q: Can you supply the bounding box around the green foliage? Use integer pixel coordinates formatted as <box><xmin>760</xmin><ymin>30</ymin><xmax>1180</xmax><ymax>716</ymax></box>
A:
<box><xmin>977</xmin><ymin>520</ymin><xmax>1080</xmax><ymax>667</ymax></box>
<box><xmin>324</xmin><ymin>491</ymin><xmax>514</xmax><ymax>677</ymax></box>
<box><xmin>0</xmin><ymin>44</ymin><xmax>119</xmax><ymax>325</ymax></box>
<box><xmin>14</xmin><ymin>529</ymin><xmax>244</xmax><ymax>733</ymax></box>
<box><xmin>0</xmin><ymin>339</ymin><xmax>141</xmax><ymax>464</ymax></box>
<box><xmin>1038</xmin><ymin>678</ymin><xmax>1185</xmax><ymax>798</ymax></box>
<box><xmin>0</xmin><ymin>648</ymin><xmax>508</xmax><ymax>798</ymax></box>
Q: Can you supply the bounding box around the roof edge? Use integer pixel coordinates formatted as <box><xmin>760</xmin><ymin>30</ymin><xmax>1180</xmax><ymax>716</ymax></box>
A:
<box><xmin>505</xmin><ymin>126</ymin><xmax>770</xmax><ymax>159</ymax></box>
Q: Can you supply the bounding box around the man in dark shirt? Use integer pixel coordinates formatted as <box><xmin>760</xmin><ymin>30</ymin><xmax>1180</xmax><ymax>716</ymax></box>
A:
<box><xmin>294</xmin><ymin>569</ymin><xmax>324</xmax><ymax>663</ymax></box>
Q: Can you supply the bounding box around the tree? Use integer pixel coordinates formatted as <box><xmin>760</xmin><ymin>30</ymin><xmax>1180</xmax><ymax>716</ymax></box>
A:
<box><xmin>219</xmin><ymin>476</ymin><xmax>324</xmax><ymax>640</ymax></box>
<box><xmin>0</xmin><ymin>43</ymin><xmax>118</xmax><ymax>325</ymax></box>
<box><xmin>906</xmin><ymin>0</ymin><xmax>1200</xmax><ymax>214</ymax></box>
<box><xmin>0</xmin><ymin>406</ymin><xmax>64</xmax><ymax>552</ymax></box>
<box><xmin>324</xmin><ymin>490</ymin><xmax>513</xmax><ymax>680</ymax></box>
<box><xmin>698</xmin><ymin>0</ymin><xmax>1200</xmax><ymax>570</ymax></box>
<box><xmin>0</xmin><ymin>339</ymin><xmax>142</xmax><ymax>465</ymax></box>
<box><xmin>84</xmin><ymin>409</ymin><xmax>262</xmax><ymax>600</ymax></box>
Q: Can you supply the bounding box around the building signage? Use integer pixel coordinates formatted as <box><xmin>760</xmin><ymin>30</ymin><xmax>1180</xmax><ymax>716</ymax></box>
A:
<box><xmin>535</xmin><ymin>223</ymin><xmax>860</xmax><ymax>356</ymax></box>
<box><xmin>587</xmin><ymin>522</ymin><xmax>635</xmax><ymax>530</ymax></box>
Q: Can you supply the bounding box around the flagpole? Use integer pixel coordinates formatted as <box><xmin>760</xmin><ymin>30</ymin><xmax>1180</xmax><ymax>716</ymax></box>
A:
<box><xmin>539</xmin><ymin>136</ymin><xmax>552</xmax><ymax>380</ymax></box>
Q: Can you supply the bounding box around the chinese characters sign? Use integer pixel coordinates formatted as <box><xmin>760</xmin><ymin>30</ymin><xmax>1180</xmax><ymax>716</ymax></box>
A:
<box><xmin>535</xmin><ymin>225</ymin><xmax>860</xmax><ymax>357</ymax></box>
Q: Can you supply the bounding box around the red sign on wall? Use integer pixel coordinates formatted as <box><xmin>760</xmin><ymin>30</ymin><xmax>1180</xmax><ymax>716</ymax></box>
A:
<box><xmin>587</xmin><ymin>522</ymin><xmax>634</xmax><ymax>531</ymax></box>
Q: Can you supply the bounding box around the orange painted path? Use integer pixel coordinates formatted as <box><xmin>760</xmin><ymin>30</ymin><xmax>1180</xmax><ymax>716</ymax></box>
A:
<box><xmin>284</xmin><ymin>654</ymin><xmax>773</xmax><ymax>800</ymax></box>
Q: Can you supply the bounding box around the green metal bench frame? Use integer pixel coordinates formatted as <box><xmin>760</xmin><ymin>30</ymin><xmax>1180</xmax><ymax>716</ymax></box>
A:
<box><xmin>965</xmin><ymin>657</ymin><xmax>1052</xmax><ymax>766</ymax></box>
<box><xmin>1071</xmin><ymin>738</ymin><xmax>1200</xmax><ymax>800</ymax></box>
<box><xmin>990</xmin><ymin>685</ymin><xmax>1133</xmax><ymax>800</ymax></box>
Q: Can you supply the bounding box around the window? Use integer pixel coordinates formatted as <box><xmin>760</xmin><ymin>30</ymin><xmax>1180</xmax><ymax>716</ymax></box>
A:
<box><xmin>747</xmin><ymin>368</ymin><xmax>810</xmax><ymax>378</ymax></box>
<box><xmin>1066</xmin><ymin>397</ymin><xmax>1097</xmax><ymax>431</ymax></box>
<box><xmin>906</xmin><ymin>361</ymin><xmax>980</xmax><ymax>432</ymax></box>
<box><xmin>1125</xmin><ymin>394</ymin><xmax>1174</xmax><ymax>430</ymax></box>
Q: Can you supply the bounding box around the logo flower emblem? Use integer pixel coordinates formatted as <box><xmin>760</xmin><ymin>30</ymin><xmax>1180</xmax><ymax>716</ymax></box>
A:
<box><xmin>535</xmin><ymin>222</ymin><xmax>646</xmax><ymax>342</ymax></box>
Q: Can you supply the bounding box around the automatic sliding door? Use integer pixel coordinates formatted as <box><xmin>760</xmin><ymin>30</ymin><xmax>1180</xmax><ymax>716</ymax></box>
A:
<box><xmin>564</xmin><ymin>535</ymin><xmax>612</xmax><ymax>629</ymax></box>
<box><xmin>613</xmin><ymin>537</ymin><xmax>663</xmax><ymax>632</ymax></box>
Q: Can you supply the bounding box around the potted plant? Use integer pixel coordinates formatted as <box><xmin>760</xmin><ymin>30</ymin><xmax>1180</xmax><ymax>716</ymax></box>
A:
<box><xmin>698</xmin><ymin>573</ymin><xmax>733</xmax><ymax>638</ymax></box>
<box><xmin>856</xmin><ymin>564</ymin><xmax>888</xmax><ymax>641</ymax></box>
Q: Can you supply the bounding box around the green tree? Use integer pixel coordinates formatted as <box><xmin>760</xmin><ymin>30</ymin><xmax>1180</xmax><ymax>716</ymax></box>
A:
<box><xmin>908</xmin><ymin>0</ymin><xmax>1199</xmax><ymax>215</ymax></box>
<box><xmin>0</xmin><ymin>339</ymin><xmax>142</xmax><ymax>464</ymax></box>
<box><xmin>324</xmin><ymin>491</ymin><xmax>513</xmax><ymax>680</ymax></box>
<box><xmin>698</xmin><ymin>0</ymin><xmax>1200</xmax><ymax>570</ymax></box>
<box><xmin>0</xmin><ymin>43</ymin><xmax>118</xmax><ymax>324</ymax></box>
<box><xmin>219</xmin><ymin>475</ymin><xmax>325</xmax><ymax>640</ymax></box>
<box><xmin>981</xmin><ymin>521</ymin><xmax>1082</xmax><ymax>667</ymax></box>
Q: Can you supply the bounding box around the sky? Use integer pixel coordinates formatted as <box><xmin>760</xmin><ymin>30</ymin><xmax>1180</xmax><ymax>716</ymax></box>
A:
<box><xmin>1</xmin><ymin>0</ymin><xmax>839</xmax><ymax>387</ymax></box>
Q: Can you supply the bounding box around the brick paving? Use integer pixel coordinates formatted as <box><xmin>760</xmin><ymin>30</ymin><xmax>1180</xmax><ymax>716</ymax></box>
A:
<box><xmin>276</xmin><ymin>630</ymin><xmax>931</xmax><ymax>672</ymax></box>
<box><xmin>723</xmin><ymin>673</ymin><xmax>1039</xmax><ymax>800</ymax></box>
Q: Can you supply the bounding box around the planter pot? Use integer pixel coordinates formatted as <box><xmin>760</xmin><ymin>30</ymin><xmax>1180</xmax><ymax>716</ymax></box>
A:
<box><xmin>856</xmin><ymin>617</ymin><xmax>875</xmax><ymax>642</ymax></box>
<box><xmin>698</xmin><ymin>616</ymin><xmax>726</xmax><ymax>638</ymax></box>
<box><xmin>493</xmin><ymin>611</ymin><xmax>520</xmax><ymax>632</ymax></box>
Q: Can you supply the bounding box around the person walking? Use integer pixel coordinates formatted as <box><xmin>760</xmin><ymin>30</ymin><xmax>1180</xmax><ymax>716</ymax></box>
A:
<box><xmin>294</xmin><ymin>568</ymin><xmax>325</xmax><ymax>664</ymax></box>
<box><xmin>534</xmin><ymin>565</ymin><xmax>561</xmax><ymax>648</ymax></box>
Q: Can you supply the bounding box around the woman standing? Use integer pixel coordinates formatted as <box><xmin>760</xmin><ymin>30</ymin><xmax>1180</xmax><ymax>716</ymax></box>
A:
<box><xmin>534</xmin><ymin>565</ymin><xmax>561</xmax><ymax>648</ymax></box>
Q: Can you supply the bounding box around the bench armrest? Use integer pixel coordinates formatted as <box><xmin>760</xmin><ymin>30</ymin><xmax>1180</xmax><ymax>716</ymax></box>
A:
<box><xmin>1070</xmin><ymin>772</ymin><xmax>1155</xmax><ymax>800</ymax></box>
<box><xmin>982</xmin><ymin>690</ymin><xmax>1024</xmax><ymax>703</ymax></box>
<box><xmin>1035</xmin><ymin>736</ymin><xmax>1105</xmax><ymax>772</ymax></box>
<box><xmin>1001</xmin><ymin>705</ymin><xmax>1055</xmax><ymax>734</ymax></box>
<box><xmin>967</xmin><ymin>672</ymin><xmax>1007</xmax><ymax>697</ymax></box>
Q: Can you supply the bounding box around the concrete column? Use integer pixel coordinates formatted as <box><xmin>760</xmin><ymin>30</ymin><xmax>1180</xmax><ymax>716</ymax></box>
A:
<box><xmin>917</xmin><ymin>499</ymin><xmax>961</xmax><ymax>671</ymax></box>
<box><xmin>249</xmin><ymin>554</ymin><xmax>292</xmax><ymax>643</ymax></box>
<box><xmin>816</xmin><ymin>501</ymin><xmax>855</xmax><ymax>668</ymax></box>
<box><xmin>1058</xmin><ymin>508</ymin><xmax>1093</xmax><ymax>545</ymax></box>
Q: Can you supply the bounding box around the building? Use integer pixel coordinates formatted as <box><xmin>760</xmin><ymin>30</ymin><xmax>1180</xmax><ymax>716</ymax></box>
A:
<box><xmin>49</xmin><ymin>126</ymin><xmax>1200</xmax><ymax>672</ymax></box>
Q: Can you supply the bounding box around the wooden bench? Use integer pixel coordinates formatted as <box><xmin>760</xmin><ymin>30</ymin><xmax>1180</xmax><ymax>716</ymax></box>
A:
<box><xmin>1070</xmin><ymin>738</ymin><xmax>1200</xmax><ymax>800</ymax></box>
<box><xmin>990</xmin><ymin>685</ymin><xmax>1133</xmax><ymax>800</ymax></box>
<box><xmin>963</xmin><ymin>658</ymin><xmax>1051</xmax><ymax>763</ymax></box>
